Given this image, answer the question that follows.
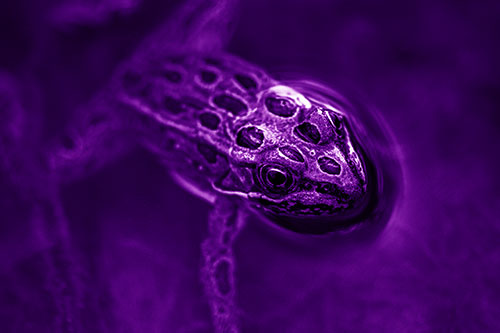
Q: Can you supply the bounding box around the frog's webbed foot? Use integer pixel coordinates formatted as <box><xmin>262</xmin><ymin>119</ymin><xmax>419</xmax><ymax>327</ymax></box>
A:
<box><xmin>201</xmin><ymin>197</ymin><xmax>246</xmax><ymax>333</ymax></box>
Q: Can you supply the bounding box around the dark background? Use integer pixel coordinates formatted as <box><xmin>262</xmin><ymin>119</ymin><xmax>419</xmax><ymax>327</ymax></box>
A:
<box><xmin>1</xmin><ymin>0</ymin><xmax>499</xmax><ymax>331</ymax></box>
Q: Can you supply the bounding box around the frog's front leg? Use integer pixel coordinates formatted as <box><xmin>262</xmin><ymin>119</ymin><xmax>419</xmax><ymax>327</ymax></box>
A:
<box><xmin>201</xmin><ymin>197</ymin><xmax>246</xmax><ymax>333</ymax></box>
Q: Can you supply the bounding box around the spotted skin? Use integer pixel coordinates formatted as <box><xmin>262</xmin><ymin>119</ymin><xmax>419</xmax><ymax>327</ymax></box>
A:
<box><xmin>112</xmin><ymin>52</ymin><xmax>371</xmax><ymax>234</ymax></box>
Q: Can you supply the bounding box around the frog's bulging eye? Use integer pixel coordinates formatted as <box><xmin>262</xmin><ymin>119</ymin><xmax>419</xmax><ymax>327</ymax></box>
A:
<box><xmin>213</xmin><ymin>94</ymin><xmax>247</xmax><ymax>116</ymax></box>
<box><xmin>265</xmin><ymin>97</ymin><xmax>297</xmax><ymax>117</ymax></box>
<box><xmin>318</xmin><ymin>156</ymin><xmax>341</xmax><ymax>175</ymax></box>
<box><xmin>259</xmin><ymin>165</ymin><xmax>295</xmax><ymax>194</ymax></box>
<box><xmin>294</xmin><ymin>122</ymin><xmax>321</xmax><ymax>144</ymax></box>
<box><xmin>236</xmin><ymin>126</ymin><xmax>264</xmax><ymax>149</ymax></box>
<box><xmin>279</xmin><ymin>146</ymin><xmax>304</xmax><ymax>162</ymax></box>
<box><xmin>234</xmin><ymin>73</ymin><xmax>257</xmax><ymax>90</ymax></box>
<box><xmin>267</xmin><ymin>169</ymin><xmax>286</xmax><ymax>185</ymax></box>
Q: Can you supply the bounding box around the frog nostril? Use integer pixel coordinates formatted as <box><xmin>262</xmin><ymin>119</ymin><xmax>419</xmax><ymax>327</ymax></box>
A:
<box><xmin>316</xmin><ymin>182</ymin><xmax>333</xmax><ymax>194</ymax></box>
<box><xmin>294</xmin><ymin>122</ymin><xmax>321</xmax><ymax>144</ymax></box>
<box><xmin>265</xmin><ymin>97</ymin><xmax>297</xmax><ymax>117</ymax></box>
<box><xmin>278</xmin><ymin>146</ymin><xmax>304</xmax><ymax>162</ymax></box>
<box><xmin>318</xmin><ymin>156</ymin><xmax>341</xmax><ymax>175</ymax></box>
<box><xmin>236</xmin><ymin>126</ymin><xmax>264</xmax><ymax>149</ymax></box>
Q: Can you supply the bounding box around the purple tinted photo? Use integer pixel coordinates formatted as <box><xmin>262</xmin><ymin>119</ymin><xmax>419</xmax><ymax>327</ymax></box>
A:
<box><xmin>0</xmin><ymin>0</ymin><xmax>498</xmax><ymax>332</ymax></box>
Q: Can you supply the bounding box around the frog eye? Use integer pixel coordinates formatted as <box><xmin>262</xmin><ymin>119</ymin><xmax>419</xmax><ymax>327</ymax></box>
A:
<box><xmin>258</xmin><ymin>165</ymin><xmax>295</xmax><ymax>194</ymax></box>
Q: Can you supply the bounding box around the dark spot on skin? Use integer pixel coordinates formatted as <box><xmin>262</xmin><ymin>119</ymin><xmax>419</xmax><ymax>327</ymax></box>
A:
<box><xmin>182</xmin><ymin>96</ymin><xmax>206</xmax><ymax>110</ymax></box>
<box><xmin>197</xmin><ymin>143</ymin><xmax>218</xmax><ymax>164</ymax></box>
<box><xmin>213</xmin><ymin>94</ymin><xmax>247</xmax><ymax>116</ymax></box>
<box><xmin>214</xmin><ymin>259</ymin><xmax>232</xmax><ymax>295</ymax></box>
<box><xmin>234</xmin><ymin>73</ymin><xmax>257</xmax><ymax>90</ymax></box>
<box><xmin>265</xmin><ymin>97</ymin><xmax>297</xmax><ymax>117</ymax></box>
<box><xmin>279</xmin><ymin>146</ymin><xmax>304</xmax><ymax>162</ymax></box>
<box><xmin>163</xmin><ymin>96</ymin><xmax>185</xmax><ymax>114</ymax></box>
<box><xmin>318</xmin><ymin>156</ymin><xmax>341</xmax><ymax>175</ymax></box>
<box><xmin>236</xmin><ymin>126</ymin><xmax>264</xmax><ymax>149</ymax></box>
<box><xmin>200</xmin><ymin>70</ymin><xmax>217</xmax><ymax>84</ymax></box>
<box><xmin>294</xmin><ymin>122</ymin><xmax>321</xmax><ymax>144</ymax></box>
<box><xmin>162</xmin><ymin>70</ymin><xmax>182</xmax><ymax>83</ymax></box>
<box><xmin>199</xmin><ymin>112</ymin><xmax>220</xmax><ymax>130</ymax></box>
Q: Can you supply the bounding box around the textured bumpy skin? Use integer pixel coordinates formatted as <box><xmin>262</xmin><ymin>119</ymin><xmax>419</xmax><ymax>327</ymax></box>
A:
<box><xmin>114</xmin><ymin>51</ymin><xmax>376</xmax><ymax>235</ymax></box>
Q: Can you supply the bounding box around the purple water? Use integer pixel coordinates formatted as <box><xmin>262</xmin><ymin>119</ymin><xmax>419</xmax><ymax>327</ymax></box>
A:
<box><xmin>0</xmin><ymin>0</ymin><xmax>499</xmax><ymax>332</ymax></box>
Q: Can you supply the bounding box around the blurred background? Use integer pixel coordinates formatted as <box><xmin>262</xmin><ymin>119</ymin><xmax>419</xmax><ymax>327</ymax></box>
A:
<box><xmin>0</xmin><ymin>0</ymin><xmax>499</xmax><ymax>331</ymax></box>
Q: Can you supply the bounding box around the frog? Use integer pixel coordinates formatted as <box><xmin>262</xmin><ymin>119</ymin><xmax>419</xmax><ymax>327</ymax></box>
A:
<box><xmin>0</xmin><ymin>0</ymin><xmax>403</xmax><ymax>332</ymax></box>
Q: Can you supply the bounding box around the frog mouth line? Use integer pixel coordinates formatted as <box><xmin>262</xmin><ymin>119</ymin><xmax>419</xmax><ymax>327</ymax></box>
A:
<box><xmin>253</xmin><ymin>197</ymin><xmax>351</xmax><ymax>216</ymax></box>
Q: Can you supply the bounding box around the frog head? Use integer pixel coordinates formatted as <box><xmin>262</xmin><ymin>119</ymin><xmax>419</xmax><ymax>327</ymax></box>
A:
<box><xmin>215</xmin><ymin>81</ymin><xmax>401</xmax><ymax>236</ymax></box>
